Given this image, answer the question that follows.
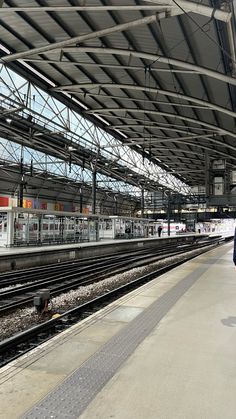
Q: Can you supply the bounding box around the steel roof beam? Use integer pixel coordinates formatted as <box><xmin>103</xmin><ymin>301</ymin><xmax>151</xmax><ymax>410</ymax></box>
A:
<box><xmin>0</xmin><ymin>5</ymin><xmax>177</xmax><ymax>12</ymax></box>
<box><xmin>23</xmin><ymin>58</ymin><xmax>202</xmax><ymax>74</ymax></box>
<box><xmin>70</xmin><ymin>92</ymin><xmax>208</xmax><ymax>110</ymax></box>
<box><xmin>79</xmin><ymin>93</ymin><xmax>206</xmax><ymax>107</ymax></box>
<box><xmin>156</xmin><ymin>151</ymin><xmax>236</xmax><ymax>165</ymax></box>
<box><xmin>146</xmin><ymin>0</ymin><xmax>235</xmax><ymax>75</ymax></box>
<box><xmin>110</xmin><ymin>125</ymin><xmax>218</xmax><ymax>136</ymax></box>
<box><xmin>52</xmin><ymin>47</ymin><xmax>236</xmax><ymax>86</ymax></box>
<box><xmin>121</xmin><ymin>135</ymin><xmax>229</xmax><ymax>167</ymax></box>
<box><xmin>150</xmin><ymin>138</ymin><xmax>236</xmax><ymax>155</ymax></box>
<box><xmin>62</xmin><ymin>82</ymin><xmax>236</xmax><ymax>119</ymax></box>
<box><xmin>1</xmin><ymin>14</ymin><xmax>158</xmax><ymax>63</ymax></box>
<box><xmin>111</xmin><ymin>124</ymin><xmax>217</xmax><ymax>132</ymax></box>
<box><xmin>101</xmin><ymin>135</ymin><xmax>214</xmax><ymax>149</ymax></box>
<box><xmin>156</xmin><ymin>155</ymin><xmax>200</xmax><ymax>162</ymax></box>
<box><xmin>166</xmin><ymin>141</ymin><xmax>236</xmax><ymax>161</ymax></box>
<box><xmin>87</xmin><ymin>108</ymin><xmax>236</xmax><ymax>139</ymax></box>
<box><xmin>121</xmin><ymin>134</ymin><xmax>213</xmax><ymax>145</ymax></box>
<box><xmin>1</xmin><ymin>105</ymin><xmax>24</xmax><ymax>115</ymax></box>
<box><xmin>111</xmin><ymin>126</ymin><xmax>218</xmax><ymax>136</ymax></box>
<box><xmin>1</xmin><ymin>2</ymin><xmax>230</xmax><ymax>22</ymax></box>
<box><xmin>110</xmin><ymin>118</ymin><xmax>217</xmax><ymax>132</ymax></box>
<box><xmin>142</xmin><ymin>0</ymin><xmax>231</xmax><ymax>22</ymax></box>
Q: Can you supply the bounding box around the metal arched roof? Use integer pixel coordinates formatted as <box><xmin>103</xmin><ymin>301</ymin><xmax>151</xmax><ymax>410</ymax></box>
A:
<box><xmin>0</xmin><ymin>0</ymin><xmax>236</xmax><ymax>189</ymax></box>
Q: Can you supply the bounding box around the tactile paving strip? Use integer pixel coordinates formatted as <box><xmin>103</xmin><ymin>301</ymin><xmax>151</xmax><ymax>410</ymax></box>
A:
<box><xmin>23</xmin><ymin>261</ymin><xmax>211</xmax><ymax>418</ymax></box>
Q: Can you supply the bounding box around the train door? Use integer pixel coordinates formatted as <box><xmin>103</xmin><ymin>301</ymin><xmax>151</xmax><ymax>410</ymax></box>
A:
<box><xmin>59</xmin><ymin>216</ymin><xmax>64</xmax><ymax>242</ymax></box>
<box><xmin>28</xmin><ymin>214</ymin><xmax>39</xmax><ymax>244</ymax></box>
<box><xmin>13</xmin><ymin>213</ymin><xmax>30</xmax><ymax>244</ymax></box>
<box><xmin>0</xmin><ymin>212</ymin><xmax>8</xmax><ymax>246</ymax></box>
<box><xmin>88</xmin><ymin>219</ymin><xmax>98</xmax><ymax>241</ymax></box>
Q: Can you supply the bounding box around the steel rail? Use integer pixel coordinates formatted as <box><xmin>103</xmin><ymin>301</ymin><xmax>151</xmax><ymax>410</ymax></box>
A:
<box><xmin>0</xmin><ymin>244</ymin><xmax>173</xmax><ymax>284</ymax></box>
<box><xmin>0</xmin><ymin>238</ymin><xmax>224</xmax><ymax>315</ymax></box>
<box><xmin>0</xmin><ymin>245</ymin><xmax>189</xmax><ymax>313</ymax></box>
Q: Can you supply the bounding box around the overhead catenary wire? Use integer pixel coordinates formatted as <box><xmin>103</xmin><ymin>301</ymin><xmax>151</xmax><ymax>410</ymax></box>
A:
<box><xmin>170</xmin><ymin>0</ymin><xmax>236</xmax><ymax>65</ymax></box>
<box><xmin>0</xmin><ymin>2</ymin><xmax>234</xmax><ymax>190</ymax></box>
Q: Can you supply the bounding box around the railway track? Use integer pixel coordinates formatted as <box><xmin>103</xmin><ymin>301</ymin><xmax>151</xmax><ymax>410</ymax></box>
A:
<box><xmin>0</xmin><ymin>235</ymin><xmax>231</xmax><ymax>367</ymax></box>
<box><xmin>0</xmin><ymin>258</ymin><xmax>201</xmax><ymax>367</ymax></box>
<box><xmin>0</xmin><ymin>243</ymin><xmax>175</xmax><ymax>286</ymax></box>
<box><xmin>0</xmin><ymin>237</ymin><xmax>223</xmax><ymax>314</ymax></box>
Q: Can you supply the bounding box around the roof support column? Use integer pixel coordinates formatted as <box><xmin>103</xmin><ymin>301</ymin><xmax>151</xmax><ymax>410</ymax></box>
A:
<box><xmin>92</xmin><ymin>169</ymin><xmax>97</xmax><ymax>215</ymax></box>
<box><xmin>79</xmin><ymin>187</ymin><xmax>83</xmax><ymax>214</ymax></box>
<box><xmin>141</xmin><ymin>187</ymin><xmax>145</xmax><ymax>218</ymax></box>
<box><xmin>166</xmin><ymin>192</ymin><xmax>171</xmax><ymax>237</ymax></box>
<box><xmin>205</xmin><ymin>152</ymin><xmax>210</xmax><ymax>199</ymax></box>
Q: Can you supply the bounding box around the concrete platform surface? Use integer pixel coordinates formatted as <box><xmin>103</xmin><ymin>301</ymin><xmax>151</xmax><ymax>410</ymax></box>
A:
<box><xmin>81</xmin><ymin>243</ymin><xmax>236</xmax><ymax>419</ymax></box>
<box><xmin>0</xmin><ymin>242</ymin><xmax>235</xmax><ymax>418</ymax></box>
<box><xmin>0</xmin><ymin>233</ymin><xmax>197</xmax><ymax>255</ymax></box>
<box><xmin>0</xmin><ymin>234</ymin><xmax>202</xmax><ymax>273</ymax></box>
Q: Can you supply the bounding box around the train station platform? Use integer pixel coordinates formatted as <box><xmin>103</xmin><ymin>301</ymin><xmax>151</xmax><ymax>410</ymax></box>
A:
<box><xmin>0</xmin><ymin>241</ymin><xmax>235</xmax><ymax>418</ymax></box>
<box><xmin>0</xmin><ymin>234</ymin><xmax>205</xmax><ymax>272</ymax></box>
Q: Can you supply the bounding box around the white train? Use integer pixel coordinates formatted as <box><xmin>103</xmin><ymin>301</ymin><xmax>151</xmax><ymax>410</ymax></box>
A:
<box><xmin>0</xmin><ymin>207</ymin><xmax>99</xmax><ymax>246</ymax></box>
<box><xmin>0</xmin><ymin>208</ymin><xmax>155</xmax><ymax>246</ymax></box>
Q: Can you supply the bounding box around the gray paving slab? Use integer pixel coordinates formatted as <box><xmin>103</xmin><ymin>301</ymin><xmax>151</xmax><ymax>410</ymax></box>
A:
<box><xmin>22</xmin><ymin>246</ymin><xmax>219</xmax><ymax>419</ymax></box>
<box><xmin>80</xmin><ymin>246</ymin><xmax>236</xmax><ymax>419</ymax></box>
<box><xmin>0</xmin><ymin>243</ymin><xmax>233</xmax><ymax>419</ymax></box>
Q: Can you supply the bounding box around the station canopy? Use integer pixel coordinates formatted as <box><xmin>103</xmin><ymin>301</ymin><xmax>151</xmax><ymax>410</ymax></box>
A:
<box><xmin>0</xmin><ymin>0</ymin><xmax>236</xmax><ymax>197</ymax></box>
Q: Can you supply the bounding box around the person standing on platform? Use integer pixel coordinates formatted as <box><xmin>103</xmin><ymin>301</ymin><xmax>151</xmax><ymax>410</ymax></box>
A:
<box><xmin>233</xmin><ymin>228</ymin><xmax>236</xmax><ymax>268</ymax></box>
<box><xmin>157</xmin><ymin>225</ymin><xmax>162</xmax><ymax>237</ymax></box>
<box><xmin>125</xmin><ymin>225</ymin><xmax>131</xmax><ymax>239</ymax></box>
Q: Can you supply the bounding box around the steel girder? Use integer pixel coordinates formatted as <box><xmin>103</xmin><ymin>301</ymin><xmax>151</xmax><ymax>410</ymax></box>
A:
<box><xmin>0</xmin><ymin>0</ymin><xmax>235</xmax><ymax>202</ymax></box>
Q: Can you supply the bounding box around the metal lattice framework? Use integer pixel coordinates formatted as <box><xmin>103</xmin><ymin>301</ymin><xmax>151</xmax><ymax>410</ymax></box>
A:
<box><xmin>0</xmin><ymin>62</ymin><xmax>190</xmax><ymax>198</ymax></box>
<box><xmin>0</xmin><ymin>0</ymin><xmax>236</xmax><ymax>209</ymax></box>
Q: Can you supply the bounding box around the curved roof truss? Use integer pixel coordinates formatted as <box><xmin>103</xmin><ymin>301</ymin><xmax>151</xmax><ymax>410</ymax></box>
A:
<box><xmin>54</xmin><ymin>82</ymin><xmax>236</xmax><ymax>120</ymax></box>
<box><xmin>0</xmin><ymin>0</ymin><xmax>236</xmax><ymax>190</ymax></box>
<box><xmin>86</xmin><ymin>108</ymin><xmax>236</xmax><ymax>140</ymax></box>
<box><xmin>51</xmin><ymin>47</ymin><xmax>236</xmax><ymax>87</ymax></box>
